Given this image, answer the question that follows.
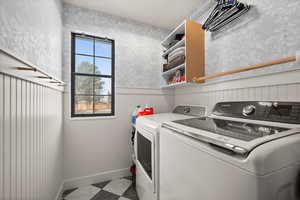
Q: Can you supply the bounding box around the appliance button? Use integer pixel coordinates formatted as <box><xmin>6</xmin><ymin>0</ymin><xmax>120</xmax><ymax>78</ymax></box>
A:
<box><xmin>258</xmin><ymin>127</ymin><xmax>272</xmax><ymax>134</ymax></box>
<box><xmin>234</xmin><ymin>146</ymin><xmax>247</xmax><ymax>154</ymax></box>
<box><xmin>242</xmin><ymin>105</ymin><xmax>256</xmax><ymax>116</ymax></box>
<box><xmin>184</xmin><ymin>107</ymin><xmax>191</xmax><ymax>114</ymax></box>
<box><xmin>225</xmin><ymin>143</ymin><xmax>235</xmax><ymax>149</ymax></box>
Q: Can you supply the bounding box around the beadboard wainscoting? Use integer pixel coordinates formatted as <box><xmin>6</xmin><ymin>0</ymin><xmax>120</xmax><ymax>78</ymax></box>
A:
<box><xmin>0</xmin><ymin>73</ymin><xmax>64</xmax><ymax>200</ymax></box>
<box><xmin>174</xmin><ymin>70</ymin><xmax>300</xmax><ymax>113</ymax></box>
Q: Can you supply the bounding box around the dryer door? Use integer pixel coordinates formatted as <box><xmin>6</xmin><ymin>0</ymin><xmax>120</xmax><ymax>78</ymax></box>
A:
<box><xmin>136</xmin><ymin>128</ymin><xmax>156</xmax><ymax>200</ymax></box>
<box><xmin>137</xmin><ymin>130</ymin><xmax>153</xmax><ymax>180</ymax></box>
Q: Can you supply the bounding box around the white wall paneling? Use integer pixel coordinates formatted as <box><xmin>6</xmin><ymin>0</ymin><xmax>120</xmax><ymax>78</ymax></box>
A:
<box><xmin>0</xmin><ymin>72</ymin><xmax>63</xmax><ymax>200</ymax></box>
<box><xmin>174</xmin><ymin>70</ymin><xmax>300</xmax><ymax>113</ymax></box>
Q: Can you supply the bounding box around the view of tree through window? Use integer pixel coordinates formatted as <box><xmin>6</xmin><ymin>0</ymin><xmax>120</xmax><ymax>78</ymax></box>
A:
<box><xmin>71</xmin><ymin>33</ymin><xmax>114</xmax><ymax>117</ymax></box>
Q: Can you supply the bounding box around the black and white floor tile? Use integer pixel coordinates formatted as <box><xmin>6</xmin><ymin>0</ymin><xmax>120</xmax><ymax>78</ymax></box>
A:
<box><xmin>62</xmin><ymin>177</ymin><xmax>139</xmax><ymax>200</ymax></box>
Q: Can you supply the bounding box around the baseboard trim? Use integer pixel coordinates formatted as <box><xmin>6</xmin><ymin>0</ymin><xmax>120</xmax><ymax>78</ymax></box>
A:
<box><xmin>55</xmin><ymin>181</ymin><xmax>64</xmax><ymax>200</ymax></box>
<box><xmin>63</xmin><ymin>168</ymin><xmax>131</xmax><ymax>190</ymax></box>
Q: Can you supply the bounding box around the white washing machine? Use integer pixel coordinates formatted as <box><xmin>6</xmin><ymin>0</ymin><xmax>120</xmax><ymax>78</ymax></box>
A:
<box><xmin>160</xmin><ymin>101</ymin><xmax>300</xmax><ymax>200</ymax></box>
<box><xmin>135</xmin><ymin>105</ymin><xmax>206</xmax><ymax>200</ymax></box>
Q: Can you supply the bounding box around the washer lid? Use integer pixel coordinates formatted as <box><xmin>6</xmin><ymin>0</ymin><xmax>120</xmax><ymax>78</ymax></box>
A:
<box><xmin>173</xmin><ymin>117</ymin><xmax>290</xmax><ymax>142</ymax></box>
<box><xmin>163</xmin><ymin>119</ymin><xmax>300</xmax><ymax>155</ymax></box>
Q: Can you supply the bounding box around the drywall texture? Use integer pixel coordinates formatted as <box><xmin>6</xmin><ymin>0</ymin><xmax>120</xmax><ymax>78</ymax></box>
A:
<box><xmin>190</xmin><ymin>0</ymin><xmax>300</xmax><ymax>82</ymax></box>
<box><xmin>0</xmin><ymin>0</ymin><xmax>63</xmax><ymax>79</ymax></box>
<box><xmin>0</xmin><ymin>73</ymin><xmax>64</xmax><ymax>200</ymax></box>
<box><xmin>63</xmin><ymin>3</ymin><xmax>169</xmax><ymax>89</ymax></box>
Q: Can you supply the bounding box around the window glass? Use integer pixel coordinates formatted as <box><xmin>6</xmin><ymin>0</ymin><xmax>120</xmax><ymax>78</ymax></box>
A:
<box><xmin>95</xmin><ymin>58</ymin><xmax>112</xmax><ymax>75</ymax></box>
<box><xmin>95</xmin><ymin>40</ymin><xmax>112</xmax><ymax>57</ymax></box>
<box><xmin>75</xmin><ymin>37</ymin><xmax>93</xmax><ymax>55</ymax></box>
<box><xmin>75</xmin><ymin>75</ymin><xmax>94</xmax><ymax>95</ymax></box>
<box><xmin>74</xmin><ymin>96</ymin><xmax>94</xmax><ymax>114</ymax></box>
<box><xmin>94</xmin><ymin>77</ymin><xmax>111</xmax><ymax>95</ymax></box>
<box><xmin>94</xmin><ymin>96</ymin><xmax>112</xmax><ymax>114</ymax></box>
<box><xmin>75</xmin><ymin>55</ymin><xmax>94</xmax><ymax>74</ymax></box>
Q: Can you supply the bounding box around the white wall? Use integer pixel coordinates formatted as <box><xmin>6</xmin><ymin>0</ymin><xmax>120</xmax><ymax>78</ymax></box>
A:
<box><xmin>63</xmin><ymin>88</ymin><xmax>173</xmax><ymax>188</ymax></box>
<box><xmin>62</xmin><ymin>3</ymin><xmax>173</xmax><ymax>187</ymax></box>
<box><xmin>0</xmin><ymin>73</ymin><xmax>64</xmax><ymax>200</ymax></box>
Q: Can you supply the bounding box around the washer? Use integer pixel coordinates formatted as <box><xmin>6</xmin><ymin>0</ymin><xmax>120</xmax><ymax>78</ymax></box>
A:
<box><xmin>160</xmin><ymin>101</ymin><xmax>300</xmax><ymax>200</ymax></box>
<box><xmin>135</xmin><ymin>105</ymin><xmax>206</xmax><ymax>200</ymax></box>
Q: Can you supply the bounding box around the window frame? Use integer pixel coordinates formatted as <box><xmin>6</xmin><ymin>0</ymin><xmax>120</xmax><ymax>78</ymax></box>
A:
<box><xmin>71</xmin><ymin>32</ymin><xmax>115</xmax><ymax>118</ymax></box>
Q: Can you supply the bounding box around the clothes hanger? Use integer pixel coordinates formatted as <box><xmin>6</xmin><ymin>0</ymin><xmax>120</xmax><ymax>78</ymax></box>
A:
<box><xmin>208</xmin><ymin>2</ymin><xmax>250</xmax><ymax>32</ymax></box>
<box><xmin>202</xmin><ymin>0</ymin><xmax>237</xmax><ymax>30</ymax></box>
<box><xmin>202</xmin><ymin>0</ymin><xmax>250</xmax><ymax>32</ymax></box>
<box><xmin>207</xmin><ymin>1</ymin><xmax>240</xmax><ymax>29</ymax></box>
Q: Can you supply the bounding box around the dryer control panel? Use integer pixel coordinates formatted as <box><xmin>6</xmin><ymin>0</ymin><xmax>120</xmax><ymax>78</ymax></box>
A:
<box><xmin>213</xmin><ymin>101</ymin><xmax>300</xmax><ymax>124</ymax></box>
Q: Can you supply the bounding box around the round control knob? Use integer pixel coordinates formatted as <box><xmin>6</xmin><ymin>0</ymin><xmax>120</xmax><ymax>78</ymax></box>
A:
<box><xmin>183</xmin><ymin>107</ymin><xmax>191</xmax><ymax>114</ymax></box>
<box><xmin>243</xmin><ymin>105</ymin><xmax>256</xmax><ymax>116</ymax></box>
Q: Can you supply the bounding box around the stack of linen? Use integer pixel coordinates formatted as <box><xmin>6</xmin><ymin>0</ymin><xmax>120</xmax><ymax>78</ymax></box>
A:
<box><xmin>163</xmin><ymin>46</ymin><xmax>185</xmax><ymax>71</ymax></box>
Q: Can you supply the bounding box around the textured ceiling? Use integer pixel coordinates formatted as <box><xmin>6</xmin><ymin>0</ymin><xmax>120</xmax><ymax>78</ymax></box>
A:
<box><xmin>63</xmin><ymin>0</ymin><xmax>206</xmax><ymax>29</ymax></box>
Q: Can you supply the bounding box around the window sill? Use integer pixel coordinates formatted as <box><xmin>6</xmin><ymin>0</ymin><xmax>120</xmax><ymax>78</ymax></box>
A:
<box><xmin>69</xmin><ymin>115</ymin><xmax>117</xmax><ymax>121</ymax></box>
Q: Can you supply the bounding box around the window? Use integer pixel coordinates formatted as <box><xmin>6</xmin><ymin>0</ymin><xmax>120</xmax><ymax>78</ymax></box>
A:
<box><xmin>71</xmin><ymin>33</ymin><xmax>115</xmax><ymax>117</ymax></box>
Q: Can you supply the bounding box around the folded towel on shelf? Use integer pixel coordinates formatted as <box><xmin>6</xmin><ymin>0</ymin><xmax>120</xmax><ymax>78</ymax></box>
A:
<box><xmin>163</xmin><ymin>55</ymin><xmax>185</xmax><ymax>72</ymax></box>
<box><xmin>169</xmin><ymin>46</ymin><xmax>185</xmax><ymax>57</ymax></box>
<box><xmin>168</xmin><ymin>47</ymin><xmax>185</xmax><ymax>62</ymax></box>
<box><xmin>169</xmin><ymin>52</ymin><xmax>185</xmax><ymax>63</ymax></box>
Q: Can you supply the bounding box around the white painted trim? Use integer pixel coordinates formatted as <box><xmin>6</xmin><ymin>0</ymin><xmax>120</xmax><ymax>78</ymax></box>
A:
<box><xmin>64</xmin><ymin>87</ymin><xmax>174</xmax><ymax>96</ymax></box>
<box><xmin>68</xmin><ymin>115</ymin><xmax>117</xmax><ymax>121</ymax></box>
<box><xmin>175</xmin><ymin>69</ymin><xmax>300</xmax><ymax>95</ymax></box>
<box><xmin>0</xmin><ymin>48</ymin><xmax>65</xmax><ymax>92</ymax></box>
<box><xmin>116</xmin><ymin>87</ymin><xmax>174</xmax><ymax>95</ymax></box>
<box><xmin>63</xmin><ymin>168</ymin><xmax>131</xmax><ymax>190</ymax></box>
<box><xmin>55</xmin><ymin>181</ymin><xmax>64</xmax><ymax>200</ymax></box>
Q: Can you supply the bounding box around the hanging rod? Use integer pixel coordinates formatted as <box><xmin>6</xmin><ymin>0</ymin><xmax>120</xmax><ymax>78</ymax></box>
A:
<box><xmin>193</xmin><ymin>56</ymin><xmax>297</xmax><ymax>83</ymax></box>
<box><xmin>16</xmin><ymin>65</ymin><xmax>65</xmax><ymax>85</ymax></box>
<box><xmin>0</xmin><ymin>48</ymin><xmax>65</xmax><ymax>89</ymax></box>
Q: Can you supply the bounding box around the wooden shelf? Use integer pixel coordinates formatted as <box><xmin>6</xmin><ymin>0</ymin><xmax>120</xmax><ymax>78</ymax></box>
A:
<box><xmin>161</xmin><ymin>21</ymin><xmax>185</xmax><ymax>48</ymax></box>
<box><xmin>161</xmin><ymin>20</ymin><xmax>205</xmax><ymax>88</ymax></box>
<box><xmin>162</xmin><ymin>81</ymin><xmax>187</xmax><ymax>88</ymax></box>
<box><xmin>162</xmin><ymin>63</ymin><xmax>185</xmax><ymax>77</ymax></box>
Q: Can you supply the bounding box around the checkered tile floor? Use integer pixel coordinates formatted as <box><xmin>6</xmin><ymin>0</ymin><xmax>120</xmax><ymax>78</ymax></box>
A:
<box><xmin>62</xmin><ymin>177</ymin><xmax>139</xmax><ymax>200</ymax></box>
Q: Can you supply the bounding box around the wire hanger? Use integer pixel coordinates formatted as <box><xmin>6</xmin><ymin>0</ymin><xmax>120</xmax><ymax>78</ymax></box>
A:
<box><xmin>202</xmin><ymin>0</ymin><xmax>251</xmax><ymax>32</ymax></box>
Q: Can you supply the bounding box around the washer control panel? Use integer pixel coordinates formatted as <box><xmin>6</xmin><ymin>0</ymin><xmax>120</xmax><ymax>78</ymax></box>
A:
<box><xmin>213</xmin><ymin>101</ymin><xmax>300</xmax><ymax>124</ymax></box>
